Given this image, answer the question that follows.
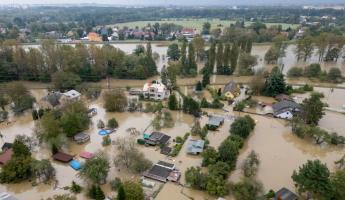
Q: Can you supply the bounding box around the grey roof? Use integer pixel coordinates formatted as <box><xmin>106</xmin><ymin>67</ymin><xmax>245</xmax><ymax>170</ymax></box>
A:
<box><xmin>157</xmin><ymin>161</ymin><xmax>175</xmax><ymax>169</ymax></box>
<box><xmin>43</xmin><ymin>92</ymin><xmax>62</xmax><ymax>107</ymax></box>
<box><xmin>187</xmin><ymin>140</ymin><xmax>205</xmax><ymax>154</ymax></box>
<box><xmin>272</xmin><ymin>100</ymin><xmax>301</xmax><ymax>115</ymax></box>
<box><xmin>207</xmin><ymin>116</ymin><xmax>225</xmax><ymax>127</ymax></box>
<box><xmin>146</xmin><ymin>132</ymin><xmax>171</xmax><ymax>144</ymax></box>
<box><xmin>274</xmin><ymin>188</ymin><xmax>298</xmax><ymax>200</ymax></box>
<box><xmin>223</xmin><ymin>81</ymin><xmax>239</xmax><ymax>94</ymax></box>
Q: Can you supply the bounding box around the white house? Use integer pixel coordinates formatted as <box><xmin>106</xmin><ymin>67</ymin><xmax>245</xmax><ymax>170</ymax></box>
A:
<box><xmin>142</xmin><ymin>80</ymin><xmax>170</xmax><ymax>100</ymax></box>
<box><xmin>272</xmin><ymin>100</ymin><xmax>301</xmax><ymax>120</ymax></box>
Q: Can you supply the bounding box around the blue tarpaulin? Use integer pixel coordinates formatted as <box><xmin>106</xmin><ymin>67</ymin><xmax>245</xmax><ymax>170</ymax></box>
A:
<box><xmin>70</xmin><ymin>160</ymin><xmax>82</xmax><ymax>170</ymax></box>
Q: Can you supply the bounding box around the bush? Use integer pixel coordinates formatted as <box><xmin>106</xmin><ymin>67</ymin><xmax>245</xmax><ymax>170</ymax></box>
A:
<box><xmin>102</xmin><ymin>135</ymin><xmax>111</xmax><ymax>146</ymax></box>
<box><xmin>110</xmin><ymin>177</ymin><xmax>122</xmax><ymax>191</ymax></box>
<box><xmin>70</xmin><ymin>181</ymin><xmax>82</xmax><ymax>194</ymax></box>
<box><xmin>230</xmin><ymin>115</ymin><xmax>256</xmax><ymax>139</ymax></box>
<box><xmin>327</xmin><ymin>67</ymin><xmax>342</xmax><ymax>83</ymax></box>
<box><xmin>233</xmin><ymin>101</ymin><xmax>246</xmax><ymax>111</ymax></box>
<box><xmin>287</xmin><ymin>67</ymin><xmax>303</xmax><ymax>77</ymax></box>
<box><xmin>103</xmin><ymin>90</ymin><xmax>127</xmax><ymax>112</ymax></box>
<box><xmin>107</xmin><ymin>118</ymin><xmax>118</xmax><ymax>129</ymax></box>
<box><xmin>88</xmin><ymin>185</ymin><xmax>105</xmax><ymax>200</ymax></box>
<box><xmin>304</xmin><ymin>63</ymin><xmax>321</xmax><ymax>77</ymax></box>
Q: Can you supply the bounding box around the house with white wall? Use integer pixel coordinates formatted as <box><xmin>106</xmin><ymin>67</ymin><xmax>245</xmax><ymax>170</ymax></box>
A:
<box><xmin>142</xmin><ymin>80</ymin><xmax>170</xmax><ymax>100</ymax></box>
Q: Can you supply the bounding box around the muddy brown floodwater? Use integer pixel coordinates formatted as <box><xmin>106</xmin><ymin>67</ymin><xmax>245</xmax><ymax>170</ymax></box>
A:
<box><xmin>1</xmin><ymin>85</ymin><xmax>345</xmax><ymax>200</ymax></box>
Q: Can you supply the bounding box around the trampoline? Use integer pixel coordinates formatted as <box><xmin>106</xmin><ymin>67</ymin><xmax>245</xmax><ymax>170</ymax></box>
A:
<box><xmin>98</xmin><ymin>129</ymin><xmax>108</xmax><ymax>136</ymax></box>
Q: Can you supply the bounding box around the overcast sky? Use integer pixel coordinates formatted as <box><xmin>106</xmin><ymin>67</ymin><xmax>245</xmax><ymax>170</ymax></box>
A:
<box><xmin>0</xmin><ymin>0</ymin><xmax>343</xmax><ymax>5</ymax></box>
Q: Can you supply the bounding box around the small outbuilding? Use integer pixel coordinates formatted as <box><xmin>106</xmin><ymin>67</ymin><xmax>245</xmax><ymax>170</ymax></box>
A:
<box><xmin>53</xmin><ymin>152</ymin><xmax>73</xmax><ymax>163</ymax></box>
<box><xmin>187</xmin><ymin>140</ymin><xmax>205</xmax><ymax>155</ymax></box>
<box><xmin>87</xmin><ymin>108</ymin><xmax>97</xmax><ymax>117</ymax></box>
<box><xmin>206</xmin><ymin>116</ymin><xmax>225</xmax><ymax>130</ymax></box>
<box><xmin>62</xmin><ymin>90</ymin><xmax>81</xmax><ymax>102</ymax></box>
<box><xmin>274</xmin><ymin>187</ymin><xmax>298</xmax><ymax>200</ymax></box>
<box><xmin>160</xmin><ymin>146</ymin><xmax>172</xmax><ymax>155</ymax></box>
<box><xmin>73</xmin><ymin>132</ymin><xmax>90</xmax><ymax>144</ymax></box>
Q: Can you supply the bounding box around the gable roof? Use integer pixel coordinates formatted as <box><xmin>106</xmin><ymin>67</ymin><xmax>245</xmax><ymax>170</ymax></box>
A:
<box><xmin>207</xmin><ymin>116</ymin><xmax>225</xmax><ymax>127</ymax></box>
<box><xmin>272</xmin><ymin>100</ymin><xmax>300</xmax><ymax>115</ymax></box>
<box><xmin>187</xmin><ymin>140</ymin><xmax>205</xmax><ymax>154</ymax></box>
<box><xmin>223</xmin><ymin>81</ymin><xmax>240</xmax><ymax>94</ymax></box>
<box><xmin>146</xmin><ymin>132</ymin><xmax>171</xmax><ymax>144</ymax></box>
<box><xmin>274</xmin><ymin>187</ymin><xmax>298</xmax><ymax>200</ymax></box>
<box><xmin>53</xmin><ymin>152</ymin><xmax>73</xmax><ymax>163</ymax></box>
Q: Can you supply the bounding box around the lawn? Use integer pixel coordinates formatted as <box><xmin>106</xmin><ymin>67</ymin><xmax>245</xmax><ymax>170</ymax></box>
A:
<box><xmin>111</xmin><ymin>18</ymin><xmax>299</xmax><ymax>31</ymax></box>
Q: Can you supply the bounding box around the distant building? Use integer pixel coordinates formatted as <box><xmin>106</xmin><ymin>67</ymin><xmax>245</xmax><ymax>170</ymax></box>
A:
<box><xmin>274</xmin><ymin>187</ymin><xmax>298</xmax><ymax>200</ymax></box>
<box><xmin>142</xmin><ymin>80</ymin><xmax>170</xmax><ymax>100</ymax></box>
<box><xmin>143</xmin><ymin>161</ymin><xmax>181</xmax><ymax>183</ymax></box>
<box><xmin>223</xmin><ymin>81</ymin><xmax>240</xmax><ymax>101</ymax></box>
<box><xmin>187</xmin><ymin>139</ymin><xmax>205</xmax><ymax>155</ymax></box>
<box><xmin>272</xmin><ymin>100</ymin><xmax>301</xmax><ymax>119</ymax></box>
<box><xmin>180</xmin><ymin>28</ymin><xmax>197</xmax><ymax>39</ymax></box>
<box><xmin>87</xmin><ymin>32</ymin><xmax>102</xmax><ymax>42</ymax></box>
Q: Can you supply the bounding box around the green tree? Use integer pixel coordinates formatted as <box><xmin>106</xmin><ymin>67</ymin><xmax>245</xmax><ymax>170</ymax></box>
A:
<box><xmin>218</xmin><ymin>139</ymin><xmax>239</xmax><ymax>169</ymax></box>
<box><xmin>206</xmin><ymin>175</ymin><xmax>229</xmax><ymax>196</ymax></box>
<box><xmin>263</xmin><ymin>67</ymin><xmax>286</xmax><ymax>97</ymax></box>
<box><xmin>242</xmin><ymin>151</ymin><xmax>260</xmax><ymax>177</ymax></box>
<box><xmin>117</xmin><ymin>184</ymin><xmax>126</xmax><ymax>200</ymax></box>
<box><xmin>0</xmin><ymin>139</ymin><xmax>33</xmax><ymax>183</ymax></box>
<box><xmin>230</xmin><ymin>115</ymin><xmax>255</xmax><ymax>139</ymax></box>
<box><xmin>230</xmin><ymin>43</ymin><xmax>239</xmax><ymax>71</ymax></box>
<box><xmin>88</xmin><ymin>185</ymin><xmax>105</xmax><ymax>200</ymax></box>
<box><xmin>300</xmin><ymin>92</ymin><xmax>325</xmax><ymax>125</ymax></box>
<box><xmin>287</xmin><ymin>67</ymin><xmax>303</xmax><ymax>77</ymax></box>
<box><xmin>238</xmin><ymin>52</ymin><xmax>257</xmax><ymax>75</ymax></box>
<box><xmin>122</xmin><ymin>181</ymin><xmax>144</xmax><ymax>200</ymax></box>
<box><xmin>208</xmin><ymin>42</ymin><xmax>216</xmax><ymax>72</ymax></box>
<box><xmin>35</xmin><ymin>111</ymin><xmax>66</xmax><ymax>151</ymax></box>
<box><xmin>185</xmin><ymin>167</ymin><xmax>208</xmax><ymax>190</ymax></box>
<box><xmin>202</xmin><ymin>22</ymin><xmax>211</xmax><ymax>34</ymax></box>
<box><xmin>331</xmin><ymin>170</ymin><xmax>345</xmax><ymax>200</ymax></box>
<box><xmin>187</xmin><ymin>42</ymin><xmax>197</xmax><ymax>75</ymax></box>
<box><xmin>304</xmin><ymin>63</ymin><xmax>321</xmax><ymax>78</ymax></box>
<box><xmin>231</xmin><ymin>178</ymin><xmax>264</xmax><ymax>200</ymax></box>
<box><xmin>202</xmin><ymin>147</ymin><xmax>219</xmax><ymax>166</ymax></box>
<box><xmin>182</xmin><ymin>97</ymin><xmax>201</xmax><ymax>117</ymax></box>
<box><xmin>80</xmin><ymin>153</ymin><xmax>110</xmax><ymax>185</ymax></box>
<box><xmin>167</xmin><ymin>43</ymin><xmax>180</xmax><ymax>61</ymax></box>
<box><xmin>327</xmin><ymin>67</ymin><xmax>342</xmax><ymax>83</ymax></box>
<box><xmin>103</xmin><ymin>90</ymin><xmax>128</xmax><ymax>112</ymax></box>
<box><xmin>51</xmin><ymin>71</ymin><xmax>81</xmax><ymax>90</ymax></box>
<box><xmin>6</xmin><ymin>82</ymin><xmax>35</xmax><ymax>114</ymax></box>
<box><xmin>31</xmin><ymin>159</ymin><xmax>56</xmax><ymax>183</ymax></box>
<box><xmin>168</xmin><ymin>93</ymin><xmax>178</xmax><ymax>110</ymax></box>
<box><xmin>195</xmin><ymin>81</ymin><xmax>203</xmax><ymax>91</ymax></box>
<box><xmin>208</xmin><ymin>162</ymin><xmax>230</xmax><ymax>178</ymax></box>
<box><xmin>180</xmin><ymin>41</ymin><xmax>187</xmax><ymax>71</ymax></box>
<box><xmin>192</xmin><ymin>36</ymin><xmax>205</xmax><ymax>61</ymax></box>
<box><xmin>107</xmin><ymin>118</ymin><xmax>118</xmax><ymax>128</ymax></box>
<box><xmin>202</xmin><ymin>70</ymin><xmax>210</xmax><ymax>88</ymax></box>
<box><xmin>191</xmin><ymin>119</ymin><xmax>202</xmax><ymax>136</ymax></box>
<box><xmin>60</xmin><ymin>101</ymin><xmax>90</xmax><ymax>137</ymax></box>
<box><xmin>216</xmin><ymin>42</ymin><xmax>224</xmax><ymax>71</ymax></box>
<box><xmin>292</xmin><ymin>160</ymin><xmax>334</xmax><ymax>199</ymax></box>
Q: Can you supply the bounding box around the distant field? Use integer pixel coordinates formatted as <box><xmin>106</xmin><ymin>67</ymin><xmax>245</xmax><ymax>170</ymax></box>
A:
<box><xmin>112</xmin><ymin>18</ymin><xmax>299</xmax><ymax>31</ymax></box>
